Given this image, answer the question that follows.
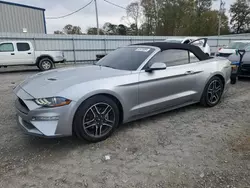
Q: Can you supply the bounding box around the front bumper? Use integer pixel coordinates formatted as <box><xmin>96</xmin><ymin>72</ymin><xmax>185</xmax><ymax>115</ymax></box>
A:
<box><xmin>238</xmin><ymin>65</ymin><xmax>250</xmax><ymax>77</ymax></box>
<box><xmin>14</xmin><ymin>88</ymin><xmax>75</xmax><ymax>138</ymax></box>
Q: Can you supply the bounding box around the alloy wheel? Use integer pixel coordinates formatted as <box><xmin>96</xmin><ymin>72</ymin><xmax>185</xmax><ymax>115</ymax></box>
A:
<box><xmin>82</xmin><ymin>103</ymin><xmax>115</xmax><ymax>138</ymax></box>
<box><xmin>207</xmin><ymin>80</ymin><xmax>222</xmax><ymax>104</ymax></box>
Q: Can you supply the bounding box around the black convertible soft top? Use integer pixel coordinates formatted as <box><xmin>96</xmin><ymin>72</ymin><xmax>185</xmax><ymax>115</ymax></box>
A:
<box><xmin>132</xmin><ymin>42</ymin><xmax>211</xmax><ymax>61</ymax></box>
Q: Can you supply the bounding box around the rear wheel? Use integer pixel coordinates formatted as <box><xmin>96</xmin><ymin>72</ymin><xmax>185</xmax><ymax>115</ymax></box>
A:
<box><xmin>73</xmin><ymin>95</ymin><xmax>120</xmax><ymax>142</ymax></box>
<box><xmin>200</xmin><ymin>76</ymin><xmax>224</xmax><ymax>107</ymax></box>
<box><xmin>38</xmin><ymin>58</ymin><xmax>53</xmax><ymax>71</ymax></box>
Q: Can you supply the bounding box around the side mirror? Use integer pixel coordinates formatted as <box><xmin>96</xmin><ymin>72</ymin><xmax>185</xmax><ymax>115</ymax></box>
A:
<box><xmin>145</xmin><ymin>62</ymin><xmax>166</xmax><ymax>72</ymax></box>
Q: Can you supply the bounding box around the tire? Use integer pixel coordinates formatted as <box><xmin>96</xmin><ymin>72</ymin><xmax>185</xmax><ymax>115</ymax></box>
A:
<box><xmin>73</xmin><ymin>95</ymin><xmax>120</xmax><ymax>142</ymax></box>
<box><xmin>231</xmin><ymin>77</ymin><xmax>237</xmax><ymax>84</ymax></box>
<box><xmin>37</xmin><ymin>58</ymin><xmax>53</xmax><ymax>71</ymax></box>
<box><xmin>200</xmin><ymin>76</ymin><xmax>224</xmax><ymax>107</ymax></box>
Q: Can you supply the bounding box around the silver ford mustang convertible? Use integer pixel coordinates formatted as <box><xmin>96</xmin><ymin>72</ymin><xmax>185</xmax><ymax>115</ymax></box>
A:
<box><xmin>14</xmin><ymin>42</ymin><xmax>232</xmax><ymax>142</ymax></box>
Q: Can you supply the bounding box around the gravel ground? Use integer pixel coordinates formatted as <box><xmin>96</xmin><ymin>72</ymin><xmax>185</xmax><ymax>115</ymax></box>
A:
<box><xmin>0</xmin><ymin>67</ymin><xmax>250</xmax><ymax>188</ymax></box>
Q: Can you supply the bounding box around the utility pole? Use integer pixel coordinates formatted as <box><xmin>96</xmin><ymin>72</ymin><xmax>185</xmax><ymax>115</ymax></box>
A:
<box><xmin>94</xmin><ymin>0</ymin><xmax>100</xmax><ymax>35</ymax></box>
<box><xmin>154</xmin><ymin>0</ymin><xmax>160</xmax><ymax>36</ymax></box>
<box><xmin>218</xmin><ymin>0</ymin><xmax>225</xmax><ymax>36</ymax></box>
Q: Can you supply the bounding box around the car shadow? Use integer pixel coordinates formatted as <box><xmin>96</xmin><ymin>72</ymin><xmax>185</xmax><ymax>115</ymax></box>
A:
<box><xmin>24</xmin><ymin>103</ymin><xmax>200</xmax><ymax>149</ymax></box>
<box><xmin>6</xmin><ymin>103</ymin><xmax>203</xmax><ymax>166</ymax></box>
<box><xmin>118</xmin><ymin>103</ymin><xmax>200</xmax><ymax>132</ymax></box>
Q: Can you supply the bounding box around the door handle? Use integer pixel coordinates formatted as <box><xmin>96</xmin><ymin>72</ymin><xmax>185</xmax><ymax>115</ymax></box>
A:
<box><xmin>28</xmin><ymin>52</ymin><xmax>31</xmax><ymax>54</ymax></box>
<box><xmin>11</xmin><ymin>53</ymin><xmax>15</xmax><ymax>55</ymax></box>
<box><xmin>185</xmin><ymin>71</ymin><xmax>195</xmax><ymax>75</ymax></box>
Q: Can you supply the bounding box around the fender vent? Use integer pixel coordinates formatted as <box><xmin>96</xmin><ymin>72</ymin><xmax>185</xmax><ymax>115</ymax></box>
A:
<box><xmin>16</xmin><ymin>98</ymin><xmax>29</xmax><ymax>114</ymax></box>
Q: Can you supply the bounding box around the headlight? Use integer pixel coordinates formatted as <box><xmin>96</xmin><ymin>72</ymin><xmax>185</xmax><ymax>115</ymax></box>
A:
<box><xmin>34</xmin><ymin>97</ymin><xmax>71</xmax><ymax>107</ymax></box>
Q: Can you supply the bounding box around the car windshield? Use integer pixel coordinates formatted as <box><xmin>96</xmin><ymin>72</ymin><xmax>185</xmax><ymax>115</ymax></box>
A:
<box><xmin>96</xmin><ymin>47</ymin><xmax>155</xmax><ymax>71</ymax></box>
<box><xmin>165</xmin><ymin>39</ymin><xmax>183</xmax><ymax>43</ymax></box>
<box><xmin>245</xmin><ymin>45</ymin><xmax>250</xmax><ymax>51</ymax></box>
<box><xmin>225</xmin><ymin>42</ymin><xmax>250</xmax><ymax>49</ymax></box>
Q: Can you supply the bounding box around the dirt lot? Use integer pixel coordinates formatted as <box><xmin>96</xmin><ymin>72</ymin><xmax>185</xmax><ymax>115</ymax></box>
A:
<box><xmin>0</xmin><ymin>67</ymin><xmax>250</xmax><ymax>188</ymax></box>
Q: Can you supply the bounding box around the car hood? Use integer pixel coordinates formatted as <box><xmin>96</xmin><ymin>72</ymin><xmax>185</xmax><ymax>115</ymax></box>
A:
<box><xmin>228</xmin><ymin>52</ymin><xmax>250</xmax><ymax>63</ymax></box>
<box><xmin>17</xmin><ymin>65</ymin><xmax>130</xmax><ymax>98</ymax></box>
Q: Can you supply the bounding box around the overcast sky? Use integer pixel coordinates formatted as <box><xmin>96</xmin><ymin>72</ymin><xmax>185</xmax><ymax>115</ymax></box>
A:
<box><xmin>3</xmin><ymin>0</ymin><xmax>235</xmax><ymax>33</ymax></box>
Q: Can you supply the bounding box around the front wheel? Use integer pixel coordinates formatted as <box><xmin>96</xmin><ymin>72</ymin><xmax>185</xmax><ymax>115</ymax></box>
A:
<box><xmin>73</xmin><ymin>95</ymin><xmax>120</xmax><ymax>142</ymax></box>
<box><xmin>200</xmin><ymin>76</ymin><xmax>224</xmax><ymax>107</ymax></box>
<box><xmin>38</xmin><ymin>58</ymin><xmax>53</xmax><ymax>71</ymax></box>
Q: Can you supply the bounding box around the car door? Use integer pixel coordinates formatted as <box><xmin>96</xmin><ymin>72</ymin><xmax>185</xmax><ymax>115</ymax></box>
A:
<box><xmin>15</xmin><ymin>42</ymin><xmax>34</xmax><ymax>64</ymax></box>
<box><xmin>0</xmin><ymin>42</ymin><xmax>17</xmax><ymax>65</ymax></box>
<box><xmin>138</xmin><ymin>49</ymin><xmax>200</xmax><ymax>115</ymax></box>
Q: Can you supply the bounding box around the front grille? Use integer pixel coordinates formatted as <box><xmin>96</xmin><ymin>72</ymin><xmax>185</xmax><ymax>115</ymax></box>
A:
<box><xmin>242</xmin><ymin>64</ymin><xmax>250</xmax><ymax>69</ymax></box>
<box><xmin>239</xmin><ymin>64</ymin><xmax>250</xmax><ymax>75</ymax></box>
<box><xmin>217</xmin><ymin>53</ymin><xmax>232</xmax><ymax>58</ymax></box>
<box><xmin>22</xmin><ymin>120</ymin><xmax>35</xmax><ymax>130</ymax></box>
<box><xmin>16</xmin><ymin>98</ymin><xmax>29</xmax><ymax>114</ymax></box>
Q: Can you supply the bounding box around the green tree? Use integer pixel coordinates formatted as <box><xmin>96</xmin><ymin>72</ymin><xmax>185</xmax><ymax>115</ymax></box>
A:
<box><xmin>127</xmin><ymin>23</ymin><xmax>138</xmax><ymax>35</ymax></box>
<box><xmin>103</xmin><ymin>22</ymin><xmax>118</xmax><ymax>35</ymax></box>
<box><xmin>155</xmin><ymin>0</ymin><xmax>196</xmax><ymax>36</ymax></box>
<box><xmin>141</xmin><ymin>0</ymin><xmax>157</xmax><ymax>35</ymax></box>
<box><xmin>199</xmin><ymin>10</ymin><xmax>229</xmax><ymax>36</ymax></box>
<box><xmin>195</xmin><ymin>0</ymin><xmax>213</xmax><ymax>14</ymax></box>
<box><xmin>126</xmin><ymin>1</ymin><xmax>142</xmax><ymax>35</ymax></box>
<box><xmin>102</xmin><ymin>23</ymin><xmax>127</xmax><ymax>35</ymax></box>
<box><xmin>230</xmin><ymin>0</ymin><xmax>250</xmax><ymax>33</ymax></box>
<box><xmin>62</xmin><ymin>24</ymin><xmax>83</xmax><ymax>35</ymax></box>
<box><xmin>87</xmin><ymin>27</ymin><xmax>104</xmax><ymax>35</ymax></box>
<box><xmin>54</xmin><ymin>24</ymin><xmax>83</xmax><ymax>35</ymax></box>
<box><xmin>54</xmin><ymin>30</ymin><xmax>64</xmax><ymax>34</ymax></box>
<box><xmin>117</xmin><ymin>24</ymin><xmax>128</xmax><ymax>35</ymax></box>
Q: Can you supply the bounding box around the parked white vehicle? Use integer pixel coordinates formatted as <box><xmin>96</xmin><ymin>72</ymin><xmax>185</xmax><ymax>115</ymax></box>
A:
<box><xmin>0</xmin><ymin>41</ymin><xmax>65</xmax><ymax>71</ymax></box>
<box><xmin>217</xmin><ymin>41</ymin><xmax>250</xmax><ymax>58</ymax></box>
<box><xmin>165</xmin><ymin>37</ymin><xmax>211</xmax><ymax>56</ymax></box>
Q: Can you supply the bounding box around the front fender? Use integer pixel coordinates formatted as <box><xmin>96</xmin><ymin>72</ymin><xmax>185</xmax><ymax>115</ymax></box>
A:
<box><xmin>72</xmin><ymin>89</ymin><xmax>125</xmax><ymax>110</ymax></box>
<box><xmin>58</xmin><ymin>83</ymin><xmax>126</xmax><ymax>125</ymax></box>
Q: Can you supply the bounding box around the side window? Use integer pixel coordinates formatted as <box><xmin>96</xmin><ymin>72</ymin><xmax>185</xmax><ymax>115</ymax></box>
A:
<box><xmin>0</xmin><ymin>43</ymin><xmax>14</xmax><ymax>52</ymax></box>
<box><xmin>17</xmin><ymin>43</ymin><xmax>30</xmax><ymax>51</ymax></box>
<box><xmin>189</xmin><ymin>52</ymin><xmax>200</xmax><ymax>63</ymax></box>
<box><xmin>148</xmin><ymin>49</ymin><xmax>190</xmax><ymax>67</ymax></box>
<box><xmin>245</xmin><ymin>45</ymin><xmax>250</xmax><ymax>51</ymax></box>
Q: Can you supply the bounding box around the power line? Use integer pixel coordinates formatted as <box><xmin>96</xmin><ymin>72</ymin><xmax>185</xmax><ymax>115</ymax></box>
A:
<box><xmin>46</xmin><ymin>0</ymin><xmax>93</xmax><ymax>19</ymax></box>
<box><xmin>103</xmin><ymin>0</ymin><xmax>126</xmax><ymax>10</ymax></box>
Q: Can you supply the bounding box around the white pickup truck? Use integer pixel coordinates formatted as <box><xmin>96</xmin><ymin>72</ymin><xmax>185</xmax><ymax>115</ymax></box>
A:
<box><xmin>0</xmin><ymin>41</ymin><xmax>65</xmax><ymax>71</ymax></box>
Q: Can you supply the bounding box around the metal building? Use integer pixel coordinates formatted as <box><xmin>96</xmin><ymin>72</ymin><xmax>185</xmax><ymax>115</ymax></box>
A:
<box><xmin>0</xmin><ymin>1</ymin><xmax>46</xmax><ymax>33</ymax></box>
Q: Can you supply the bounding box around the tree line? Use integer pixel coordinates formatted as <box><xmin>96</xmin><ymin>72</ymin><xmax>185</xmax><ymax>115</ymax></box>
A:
<box><xmin>54</xmin><ymin>0</ymin><xmax>250</xmax><ymax>36</ymax></box>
